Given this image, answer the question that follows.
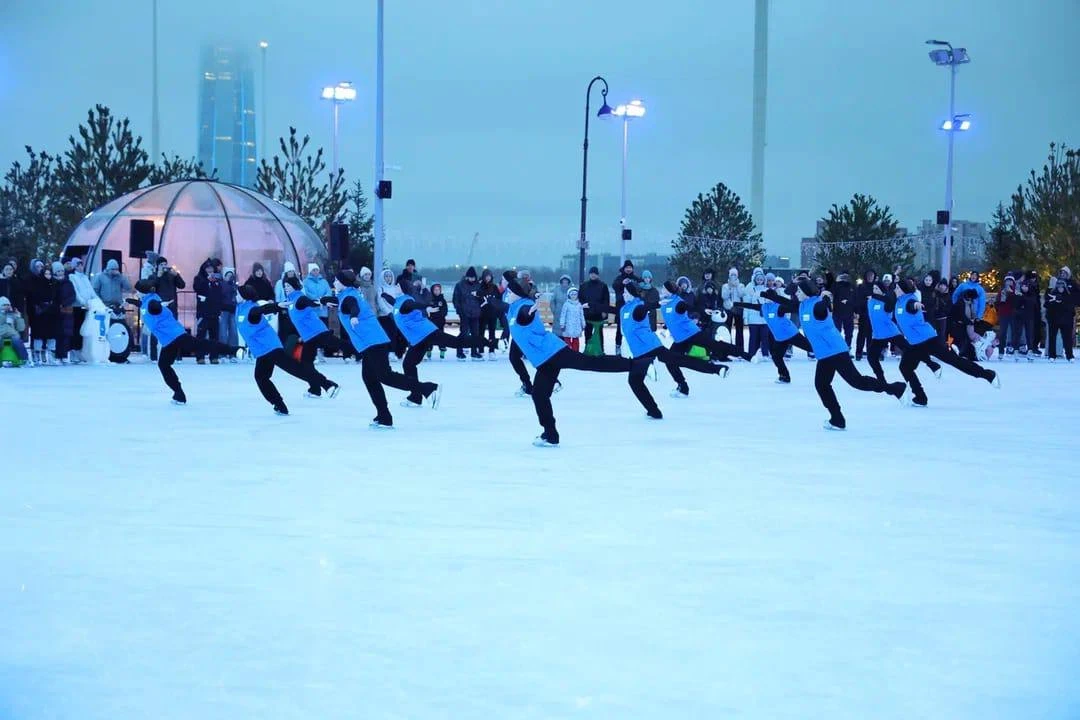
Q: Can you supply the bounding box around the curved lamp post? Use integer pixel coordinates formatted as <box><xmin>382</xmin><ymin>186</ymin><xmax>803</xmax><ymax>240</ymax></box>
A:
<box><xmin>578</xmin><ymin>76</ymin><xmax>614</xmax><ymax>285</ymax></box>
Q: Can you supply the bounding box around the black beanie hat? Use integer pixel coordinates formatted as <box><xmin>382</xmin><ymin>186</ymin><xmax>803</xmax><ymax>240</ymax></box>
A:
<box><xmin>623</xmin><ymin>280</ymin><xmax>641</xmax><ymax>298</ymax></box>
<box><xmin>502</xmin><ymin>269</ymin><xmax>516</xmax><ymax>283</ymax></box>
<box><xmin>899</xmin><ymin>278</ymin><xmax>917</xmax><ymax>294</ymax></box>
<box><xmin>238</xmin><ymin>284</ymin><xmax>258</xmax><ymax>301</ymax></box>
<box><xmin>336</xmin><ymin>269</ymin><xmax>357</xmax><ymax>286</ymax></box>
<box><xmin>406</xmin><ymin>258</ymin><xmax>416</xmax><ymax>267</ymax></box>
<box><xmin>622</xmin><ymin>259</ymin><xmax>634</xmax><ymax>269</ymax></box>
<box><xmin>797</xmin><ymin>277</ymin><xmax>819</xmax><ymax>297</ymax></box>
<box><xmin>589</xmin><ymin>266</ymin><xmax>599</xmax><ymax>275</ymax></box>
<box><xmin>134</xmin><ymin>279</ymin><xmax>155</xmax><ymax>294</ymax></box>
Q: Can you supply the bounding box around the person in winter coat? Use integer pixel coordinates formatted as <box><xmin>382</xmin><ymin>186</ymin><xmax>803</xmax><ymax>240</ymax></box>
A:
<box><xmin>578</xmin><ymin>266</ymin><xmax>610</xmax><ymax>353</ymax></box>
<box><xmin>674</xmin><ymin>276</ymin><xmax>696</xmax><ymax>318</ymax></box>
<box><xmin>357</xmin><ymin>267</ymin><xmax>378</xmax><ymax>310</ymax></box>
<box><xmin>701</xmin><ymin>268</ymin><xmax>717</xmax><ymax>288</ymax></box>
<box><xmin>51</xmin><ymin>262</ymin><xmax>76</xmax><ymax>363</ymax></box>
<box><xmin>427</xmin><ymin>283</ymin><xmax>449</xmax><ymax>359</ymax></box>
<box><xmin>193</xmin><ymin>260</ymin><xmax>224</xmax><ymax>363</ymax></box>
<box><xmin>477</xmin><ymin>269</ymin><xmax>502</xmax><ymax>357</ymax></box>
<box><xmin>0</xmin><ymin>261</ymin><xmax>23</xmax><ymax>315</ymax></box>
<box><xmin>66</xmin><ymin>256</ymin><xmax>98</xmax><ymax>363</ymax></box>
<box><xmin>0</xmin><ymin>296</ymin><xmax>28</xmax><ymax>364</ymax></box>
<box><xmin>997</xmin><ymin>275</ymin><xmax>1022</xmax><ymax>355</ymax></box>
<box><xmin>1019</xmin><ymin>274</ymin><xmax>1041</xmax><ymax>356</ymax></box>
<box><xmin>303</xmin><ymin>264</ymin><xmax>332</xmax><ymax>319</ymax></box>
<box><xmin>827</xmin><ymin>271</ymin><xmax>856</xmax><ymax>347</ymax></box>
<box><xmin>1044</xmin><ymin>277</ymin><xmax>1076</xmax><ymax>361</ymax></box>
<box><xmin>854</xmin><ymin>269</ymin><xmax>877</xmax><ymax>360</ymax></box>
<box><xmin>397</xmin><ymin>258</ymin><xmax>418</xmax><ymax>296</ymax></box>
<box><xmin>550</xmin><ymin>274</ymin><xmax>572</xmax><ymax>335</ymax></box>
<box><xmin>611</xmin><ymin>259</ymin><xmax>640</xmax><ymax>355</ymax></box>
<box><xmin>244</xmin><ymin>263</ymin><xmax>275</xmax><ymax>301</ymax></box>
<box><xmin>275</xmin><ymin>267</ymin><xmax>302</xmax><ymax>344</ymax></box>
<box><xmin>559</xmin><ymin>287</ymin><xmax>586</xmax><ymax>351</ymax></box>
<box><xmin>92</xmin><ymin>259</ymin><xmax>131</xmax><ymax>308</ymax></box>
<box><xmin>721</xmin><ymin>268</ymin><xmax>746</xmax><ymax>354</ymax></box>
<box><xmin>376</xmin><ymin>268</ymin><xmax>406</xmax><ymax>359</ymax></box>
<box><xmin>735</xmin><ymin>276</ymin><xmax>813</xmax><ymax>383</ymax></box>
<box><xmin>742</xmin><ymin>267</ymin><xmax>770</xmax><ymax>358</ymax></box>
<box><xmin>151</xmin><ymin>256</ymin><xmax>186</xmax><ymax>317</ymax></box>
<box><xmin>274</xmin><ymin>262</ymin><xmax>300</xmax><ymax>303</ymax></box>
<box><xmin>639</xmin><ymin>270</ymin><xmax>660</xmax><ymax>331</ymax></box>
<box><xmin>26</xmin><ymin>260</ymin><xmax>53</xmax><ymax>362</ymax></box>
<box><xmin>219</xmin><ymin>268</ymin><xmax>239</xmax><ymax>354</ymax></box>
<box><xmin>951</xmin><ymin>272</ymin><xmax>987</xmax><ymax>319</ymax></box>
<box><xmin>696</xmin><ymin>280</ymin><xmax>723</xmax><ymax>339</ymax></box>
<box><xmin>452</xmin><ymin>266</ymin><xmax>483</xmax><ymax>360</ymax></box>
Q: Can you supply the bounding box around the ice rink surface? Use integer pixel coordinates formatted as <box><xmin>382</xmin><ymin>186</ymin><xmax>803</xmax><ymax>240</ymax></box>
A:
<box><xmin>3</xmin><ymin>349</ymin><xmax>1080</xmax><ymax>719</ymax></box>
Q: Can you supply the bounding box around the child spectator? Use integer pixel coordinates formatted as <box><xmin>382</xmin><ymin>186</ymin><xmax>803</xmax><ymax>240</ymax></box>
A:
<box><xmin>559</xmin><ymin>287</ymin><xmax>585</xmax><ymax>351</ymax></box>
<box><xmin>427</xmin><ymin>283</ymin><xmax>449</xmax><ymax>359</ymax></box>
<box><xmin>0</xmin><ymin>296</ymin><xmax>28</xmax><ymax>365</ymax></box>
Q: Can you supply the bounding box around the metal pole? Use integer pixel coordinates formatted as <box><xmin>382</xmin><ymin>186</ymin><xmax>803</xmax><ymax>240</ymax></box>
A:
<box><xmin>619</xmin><ymin>116</ymin><xmax>628</xmax><ymax>268</ymax></box>
<box><xmin>941</xmin><ymin>60</ymin><xmax>957</xmax><ymax>280</ymax></box>
<box><xmin>750</xmin><ymin>0</ymin><xmax>768</xmax><ymax>236</ymax></box>
<box><xmin>579</xmin><ymin>76</ymin><xmax>607</xmax><ymax>286</ymax></box>
<box><xmin>332</xmin><ymin>101</ymin><xmax>340</xmax><ymax>177</ymax></box>
<box><xmin>151</xmin><ymin>0</ymin><xmax>159</xmax><ymax>164</ymax></box>
<box><xmin>374</xmin><ymin>0</ymin><xmax>385</xmax><ymax>275</ymax></box>
<box><xmin>261</xmin><ymin>45</ymin><xmax>267</xmax><ymax>163</ymax></box>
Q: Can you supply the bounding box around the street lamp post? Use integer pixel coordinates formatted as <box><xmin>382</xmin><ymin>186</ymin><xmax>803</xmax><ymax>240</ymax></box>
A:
<box><xmin>578</xmin><ymin>76</ymin><xmax>614</xmax><ymax>285</ymax></box>
<box><xmin>259</xmin><ymin>41</ymin><xmax>268</xmax><ymax>163</ymax></box>
<box><xmin>926</xmin><ymin>39</ymin><xmax>971</xmax><ymax>280</ymax></box>
<box><xmin>321</xmin><ymin>82</ymin><xmax>357</xmax><ymax>177</ymax></box>
<box><xmin>374</xmin><ymin>0</ymin><xmax>386</xmax><ymax>275</ymax></box>
<box><xmin>151</xmin><ymin>0</ymin><xmax>159</xmax><ymax>164</ymax></box>
<box><xmin>612</xmin><ymin>99</ymin><xmax>646</xmax><ymax>268</ymax></box>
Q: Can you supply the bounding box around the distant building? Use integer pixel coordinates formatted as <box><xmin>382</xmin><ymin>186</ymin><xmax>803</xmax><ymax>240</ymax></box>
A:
<box><xmin>913</xmin><ymin>219</ymin><xmax>989</xmax><ymax>272</ymax></box>
<box><xmin>799</xmin><ymin>220</ymin><xmax>914</xmax><ymax>271</ymax></box>
<box><xmin>559</xmin><ymin>252</ymin><xmax>670</xmax><ymax>280</ymax></box>
<box><xmin>763</xmin><ymin>254</ymin><xmax>790</xmax><ymax>269</ymax></box>
<box><xmin>198</xmin><ymin>45</ymin><xmax>257</xmax><ymax>186</ymax></box>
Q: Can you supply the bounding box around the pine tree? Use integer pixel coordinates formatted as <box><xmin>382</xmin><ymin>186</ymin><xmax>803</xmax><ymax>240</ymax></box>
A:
<box><xmin>1009</xmin><ymin>142</ymin><xmax>1080</xmax><ymax>276</ymax></box>
<box><xmin>256</xmin><ymin>127</ymin><xmax>347</xmax><ymax>234</ymax></box>
<box><xmin>669</xmin><ymin>182</ymin><xmax>764</xmax><ymax>280</ymax></box>
<box><xmin>147</xmin><ymin>154</ymin><xmax>216</xmax><ymax>185</ymax></box>
<box><xmin>811</xmin><ymin>193</ymin><xmax>912</xmax><ymax>275</ymax></box>
<box><xmin>0</xmin><ymin>147</ymin><xmax>64</xmax><ymax>263</ymax></box>
<box><xmin>344</xmin><ymin>180</ymin><xmax>375</xmax><ymax>271</ymax></box>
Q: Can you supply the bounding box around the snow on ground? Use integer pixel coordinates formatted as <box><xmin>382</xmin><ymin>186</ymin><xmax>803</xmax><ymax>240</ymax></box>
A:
<box><xmin>3</xmin><ymin>346</ymin><xmax>1080</xmax><ymax>719</ymax></box>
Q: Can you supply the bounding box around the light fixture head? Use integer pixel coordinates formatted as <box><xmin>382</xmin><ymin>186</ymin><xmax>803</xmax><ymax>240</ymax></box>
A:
<box><xmin>258</xmin><ymin>40</ymin><xmax>269</xmax><ymax>49</ymax></box>
<box><xmin>597</xmin><ymin>101</ymin><xmax>614</xmax><ymax>118</ymax></box>
<box><xmin>613</xmin><ymin>99</ymin><xmax>647</xmax><ymax>119</ymax></box>
<box><xmin>941</xmin><ymin>114</ymin><xmax>972</xmax><ymax>132</ymax></box>
<box><xmin>322</xmin><ymin>81</ymin><xmax>357</xmax><ymax>102</ymax></box>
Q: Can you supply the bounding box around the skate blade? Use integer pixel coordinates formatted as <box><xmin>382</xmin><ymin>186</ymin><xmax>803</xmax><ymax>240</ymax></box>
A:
<box><xmin>326</xmin><ymin>384</ymin><xmax>340</xmax><ymax>399</ymax></box>
<box><xmin>823</xmin><ymin>421</ymin><xmax>846</xmax><ymax>431</ymax></box>
<box><xmin>532</xmin><ymin>437</ymin><xmax>558</xmax><ymax>448</ymax></box>
<box><xmin>369</xmin><ymin>422</ymin><xmax>395</xmax><ymax>431</ymax></box>
<box><xmin>400</xmin><ymin>400</ymin><xmax>422</xmax><ymax>408</ymax></box>
<box><xmin>429</xmin><ymin>386</ymin><xmax>442</xmax><ymax>410</ymax></box>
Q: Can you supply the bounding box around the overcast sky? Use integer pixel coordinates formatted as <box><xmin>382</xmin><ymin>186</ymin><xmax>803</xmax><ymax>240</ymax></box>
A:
<box><xmin>1</xmin><ymin>0</ymin><xmax>1077</xmax><ymax>267</ymax></box>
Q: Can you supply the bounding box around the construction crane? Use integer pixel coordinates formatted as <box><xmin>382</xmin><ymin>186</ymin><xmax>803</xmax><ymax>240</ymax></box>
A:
<box><xmin>465</xmin><ymin>232</ymin><xmax>480</xmax><ymax>267</ymax></box>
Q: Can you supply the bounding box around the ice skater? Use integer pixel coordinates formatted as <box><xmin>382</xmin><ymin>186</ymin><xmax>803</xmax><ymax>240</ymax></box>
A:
<box><xmin>286</xmin><ymin>288</ymin><xmax>343</xmax><ymax>398</ymax></box>
<box><xmin>894</xmin><ymin>278</ymin><xmax>999</xmax><ymax>407</ymax></box>
<box><xmin>334</xmin><ymin>271</ymin><xmax>439</xmax><ymax>429</ymax></box>
<box><xmin>237</xmin><ymin>285</ymin><xmax>338</xmax><ymax>416</ymax></box>
<box><xmin>504</xmin><ymin>276</ymin><xmax>633</xmax><ymax>447</ymax></box>
<box><xmin>794</xmin><ymin>278</ymin><xmax>907</xmax><ymax>430</ymax></box>
<box><xmin>660</xmin><ymin>281</ymin><xmax>752</xmax><ymax>363</ymax></box>
<box><xmin>383</xmin><ymin>290</ymin><xmax>471</xmax><ymax>407</ymax></box>
<box><xmin>618</xmin><ymin>281</ymin><xmax>728</xmax><ymax>413</ymax></box>
<box><xmin>865</xmin><ymin>283</ymin><xmax>942</xmax><ymax>383</ymax></box>
<box><xmin>735</xmin><ymin>277</ymin><xmax>813</xmax><ymax>384</ymax></box>
<box><xmin>129</xmin><ymin>280</ymin><xmax>239</xmax><ymax>405</ymax></box>
<box><xmin>493</xmin><ymin>271</ymin><xmax>558</xmax><ymax>398</ymax></box>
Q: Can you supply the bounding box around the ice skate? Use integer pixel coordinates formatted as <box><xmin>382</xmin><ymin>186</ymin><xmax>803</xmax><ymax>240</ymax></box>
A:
<box><xmin>823</xmin><ymin>419</ymin><xmax>846</xmax><ymax>431</ymax></box>
<box><xmin>400</xmin><ymin>399</ymin><xmax>422</xmax><ymax>408</ymax></box>
<box><xmin>273</xmin><ymin>404</ymin><xmax>289</xmax><ymax>416</ymax></box>
<box><xmin>532</xmin><ymin>434</ymin><xmax>558</xmax><ymax>448</ymax></box>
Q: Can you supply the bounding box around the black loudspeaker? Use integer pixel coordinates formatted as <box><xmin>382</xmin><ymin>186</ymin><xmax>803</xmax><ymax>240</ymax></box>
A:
<box><xmin>936</xmin><ymin>210</ymin><xmax>950</xmax><ymax>226</ymax></box>
<box><xmin>63</xmin><ymin>244</ymin><xmax>92</xmax><ymax>263</ymax></box>
<box><xmin>376</xmin><ymin>180</ymin><xmax>392</xmax><ymax>199</ymax></box>
<box><xmin>329</xmin><ymin>223</ymin><xmax>350</xmax><ymax>262</ymax></box>
<box><xmin>621</xmin><ymin>228</ymin><xmax>632</xmax><ymax>241</ymax></box>
<box><xmin>101</xmin><ymin>249</ymin><xmax>123</xmax><ymax>271</ymax></box>
<box><xmin>129</xmin><ymin>219</ymin><xmax>155</xmax><ymax>258</ymax></box>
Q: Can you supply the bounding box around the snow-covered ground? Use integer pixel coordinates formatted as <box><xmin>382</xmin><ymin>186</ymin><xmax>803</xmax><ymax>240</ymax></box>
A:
<box><xmin>3</xmin><ymin>346</ymin><xmax>1080</xmax><ymax>719</ymax></box>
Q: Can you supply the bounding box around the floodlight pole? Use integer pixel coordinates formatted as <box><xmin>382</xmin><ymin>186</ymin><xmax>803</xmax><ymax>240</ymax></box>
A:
<box><xmin>942</xmin><ymin>60</ymin><xmax>957</xmax><ymax>280</ymax></box>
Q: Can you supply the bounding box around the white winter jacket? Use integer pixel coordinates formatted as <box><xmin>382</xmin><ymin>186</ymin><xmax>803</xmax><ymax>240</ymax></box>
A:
<box><xmin>742</xmin><ymin>276</ymin><xmax>768</xmax><ymax>324</ymax></box>
<box><xmin>560</xmin><ymin>299</ymin><xmax>586</xmax><ymax>338</ymax></box>
<box><xmin>721</xmin><ymin>280</ymin><xmax>744</xmax><ymax>312</ymax></box>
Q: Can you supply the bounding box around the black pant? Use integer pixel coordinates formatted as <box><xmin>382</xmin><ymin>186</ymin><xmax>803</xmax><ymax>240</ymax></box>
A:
<box><xmin>458</xmin><ymin>316</ymin><xmax>481</xmax><ymax>358</ymax></box>
<box><xmin>72</xmin><ymin>307</ymin><xmax>86</xmax><ymax>351</ymax></box>
<box><xmin>508</xmin><ymin>340</ymin><xmax>533</xmax><ymax>392</ymax></box>
<box><xmin>900</xmin><ymin>336</ymin><xmax>992</xmax><ymax>404</ymax></box>
<box><xmin>867</xmin><ymin>335</ymin><xmax>941</xmax><ymax>382</ymax></box>
<box><xmin>769</xmin><ymin>333</ymin><xmax>812</xmax><ymax>381</ymax></box>
<box><xmin>670</xmin><ymin>330</ymin><xmax>748</xmax><ymax>361</ymax></box>
<box><xmin>195</xmin><ymin>314</ymin><xmax>220</xmax><ymax>360</ymax></box>
<box><xmin>746</xmin><ymin>324</ymin><xmax>770</xmax><ymax>358</ymax></box>
<box><xmin>833</xmin><ymin>314</ymin><xmax>854</xmax><ymax>347</ymax></box>
<box><xmin>480</xmin><ymin>314</ymin><xmax>499</xmax><ymax>352</ymax></box>
<box><xmin>1047</xmin><ymin>321</ymin><xmax>1074</xmax><ymax>359</ymax></box>
<box><xmin>584</xmin><ymin>318</ymin><xmax>604</xmax><ymax>353</ymax></box>
<box><xmin>362</xmin><ymin>343</ymin><xmax>436</xmax><ymax>424</ymax></box>
<box><xmin>158</xmin><ymin>334</ymin><xmax>235</xmax><ymax>399</ymax></box>
<box><xmin>724</xmin><ymin>313</ymin><xmax>745</xmax><ymax>354</ymax></box>
<box><xmin>815</xmin><ymin>353</ymin><xmax>903</xmax><ymax>428</ymax></box>
<box><xmin>614</xmin><ymin>305</ymin><xmax>625</xmax><ymax>348</ymax></box>
<box><xmin>254</xmin><ymin>348</ymin><xmax>330</xmax><ymax>409</ymax></box>
<box><xmin>403</xmin><ymin>331</ymin><xmax>470</xmax><ymax>395</ymax></box>
<box><xmin>532</xmin><ymin>348</ymin><xmax>631</xmax><ymax>443</ymax></box>
<box><xmin>378</xmin><ymin>315</ymin><xmax>406</xmax><ymax>358</ymax></box>
<box><xmin>855</xmin><ymin>315</ymin><xmax>872</xmax><ymax>359</ymax></box>
<box><xmin>634</xmin><ymin>346</ymin><xmax>721</xmax><ymax>402</ymax></box>
<box><xmin>300</xmin><ymin>331</ymin><xmax>342</xmax><ymax>394</ymax></box>
<box><xmin>55</xmin><ymin>313</ymin><xmax>74</xmax><ymax>358</ymax></box>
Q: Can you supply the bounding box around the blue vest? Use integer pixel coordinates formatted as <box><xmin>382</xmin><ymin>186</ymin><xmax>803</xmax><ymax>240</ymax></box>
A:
<box><xmin>140</xmin><ymin>293</ymin><xmax>186</xmax><ymax>347</ymax></box>
<box><xmin>339</xmin><ymin>288</ymin><xmax>388</xmax><ymax>353</ymax></box>
<box><xmin>393</xmin><ymin>294</ymin><xmax>436</xmax><ymax>345</ymax></box>
<box><xmin>620</xmin><ymin>298</ymin><xmax>661</xmax><ymax>357</ymax></box>
<box><xmin>237</xmin><ymin>300</ymin><xmax>283</xmax><ymax>358</ymax></box>
<box><xmin>762</xmin><ymin>299</ymin><xmax>798</xmax><ymax>342</ymax></box>
<box><xmin>661</xmin><ymin>297</ymin><xmax>700</xmax><ymax>343</ymax></box>
<box><xmin>286</xmin><ymin>290</ymin><xmax>329</xmax><ymax>342</ymax></box>
<box><xmin>867</xmin><ymin>296</ymin><xmax>901</xmax><ymax>340</ymax></box>
<box><xmin>507</xmin><ymin>299</ymin><xmax>566</xmax><ymax>367</ymax></box>
<box><xmin>799</xmin><ymin>297</ymin><xmax>848</xmax><ymax>359</ymax></box>
<box><xmin>895</xmin><ymin>292</ymin><xmax>937</xmax><ymax>345</ymax></box>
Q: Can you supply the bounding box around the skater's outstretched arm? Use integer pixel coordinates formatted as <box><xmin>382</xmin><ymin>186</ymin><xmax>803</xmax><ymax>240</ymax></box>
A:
<box><xmin>248</xmin><ymin>302</ymin><xmax>288</xmax><ymax>324</ymax></box>
<box><xmin>381</xmin><ymin>293</ymin><xmax>428</xmax><ymax>315</ymax></box>
<box><xmin>763</xmin><ymin>289</ymin><xmax>798</xmax><ymax>314</ymax></box>
<box><xmin>733</xmin><ymin>301</ymin><xmax>763</xmax><ymax>312</ymax></box>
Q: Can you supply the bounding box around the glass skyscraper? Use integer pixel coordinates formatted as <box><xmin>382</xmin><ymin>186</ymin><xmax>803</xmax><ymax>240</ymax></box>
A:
<box><xmin>197</xmin><ymin>45</ymin><xmax>257</xmax><ymax>187</ymax></box>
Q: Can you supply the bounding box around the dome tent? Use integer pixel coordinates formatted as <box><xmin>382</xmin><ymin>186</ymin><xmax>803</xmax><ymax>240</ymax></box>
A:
<box><xmin>62</xmin><ymin>180</ymin><xmax>327</xmax><ymax>287</ymax></box>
